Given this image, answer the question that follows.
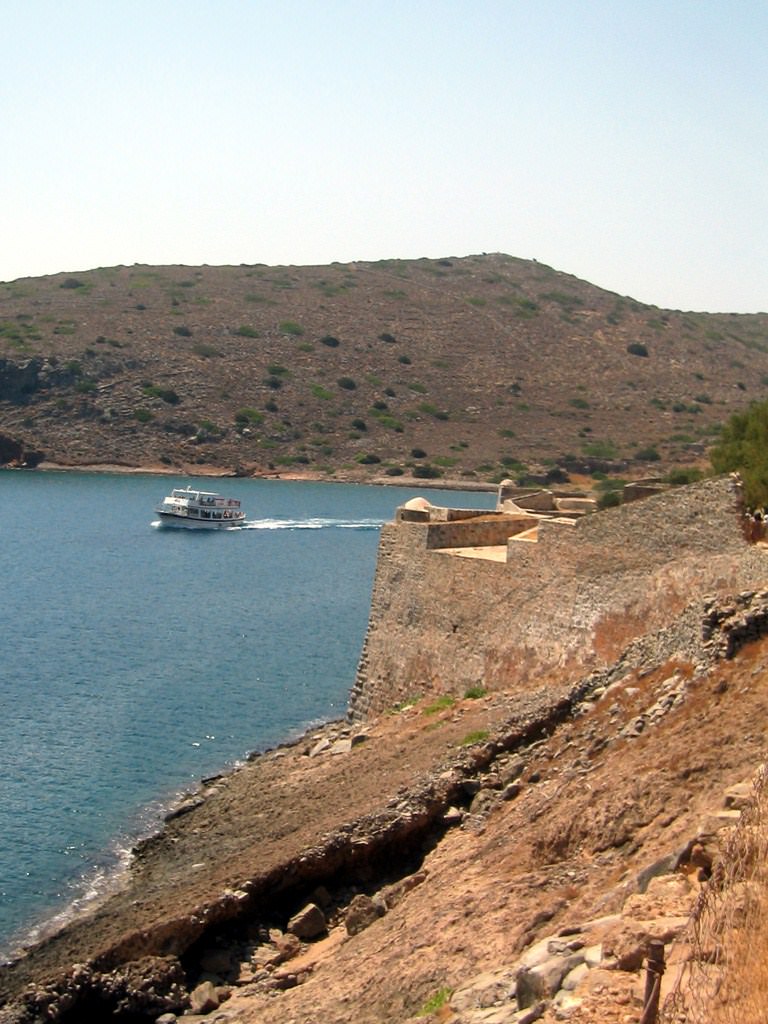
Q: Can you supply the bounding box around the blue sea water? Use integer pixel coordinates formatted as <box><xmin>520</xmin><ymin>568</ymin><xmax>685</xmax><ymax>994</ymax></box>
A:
<box><xmin>0</xmin><ymin>472</ymin><xmax>494</xmax><ymax>960</ymax></box>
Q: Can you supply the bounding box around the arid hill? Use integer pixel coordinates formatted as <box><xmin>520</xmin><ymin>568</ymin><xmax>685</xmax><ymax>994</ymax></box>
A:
<box><xmin>1</xmin><ymin>254</ymin><xmax>767</xmax><ymax>481</ymax></box>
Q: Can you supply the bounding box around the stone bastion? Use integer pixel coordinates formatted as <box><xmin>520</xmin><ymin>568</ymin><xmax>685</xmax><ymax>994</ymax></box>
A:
<box><xmin>348</xmin><ymin>475</ymin><xmax>768</xmax><ymax>720</ymax></box>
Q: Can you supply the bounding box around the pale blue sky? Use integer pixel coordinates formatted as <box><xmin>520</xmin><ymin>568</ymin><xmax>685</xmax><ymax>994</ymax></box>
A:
<box><xmin>1</xmin><ymin>1</ymin><xmax>765</xmax><ymax>312</ymax></box>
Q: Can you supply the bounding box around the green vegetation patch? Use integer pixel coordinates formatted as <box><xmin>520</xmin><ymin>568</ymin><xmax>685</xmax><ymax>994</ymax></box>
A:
<box><xmin>667</xmin><ymin>467</ymin><xmax>704</xmax><ymax>486</ymax></box>
<box><xmin>539</xmin><ymin>290</ymin><xmax>584</xmax><ymax>309</ymax></box>
<box><xmin>581</xmin><ymin>439</ymin><xmax>618</xmax><ymax>459</ymax></box>
<box><xmin>417</xmin><ymin>983</ymin><xmax>454</xmax><ymax>1015</ymax></box>
<box><xmin>422</xmin><ymin>695</ymin><xmax>455</xmax><ymax>715</ymax></box>
<box><xmin>710</xmin><ymin>398</ymin><xmax>768</xmax><ymax>507</ymax></box>
<box><xmin>235</xmin><ymin>407</ymin><xmax>264</xmax><ymax>426</ymax></box>
<box><xmin>418</xmin><ymin>402</ymin><xmax>449</xmax><ymax>420</ymax></box>
<box><xmin>459</xmin><ymin>730</ymin><xmax>489</xmax><ymax>747</ymax></box>
<box><xmin>192</xmin><ymin>343</ymin><xmax>219</xmax><ymax>358</ymax></box>
<box><xmin>143</xmin><ymin>385</ymin><xmax>180</xmax><ymax>405</ymax></box>
<box><xmin>412</xmin><ymin>463</ymin><xmax>442</xmax><ymax>478</ymax></box>
<box><xmin>464</xmin><ymin>685</ymin><xmax>487</xmax><ymax>699</ymax></box>
<box><xmin>279</xmin><ymin>320</ymin><xmax>304</xmax><ymax>336</ymax></box>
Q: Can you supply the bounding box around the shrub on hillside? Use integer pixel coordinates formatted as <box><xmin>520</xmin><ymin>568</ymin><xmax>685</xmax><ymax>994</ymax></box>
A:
<box><xmin>710</xmin><ymin>399</ymin><xmax>768</xmax><ymax>507</ymax></box>
<box><xmin>598</xmin><ymin>490</ymin><xmax>622</xmax><ymax>509</ymax></box>
<box><xmin>627</xmin><ymin>342</ymin><xmax>648</xmax><ymax>357</ymax></box>
<box><xmin>413</xmin><ymin>464</ymin><xmax>442</xmax><ymax>479</ymax></box>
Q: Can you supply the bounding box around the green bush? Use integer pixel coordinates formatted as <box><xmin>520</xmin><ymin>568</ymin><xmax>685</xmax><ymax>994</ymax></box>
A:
<box><xmin>378</xmin><ymin>415</ymin><xmax>404</xmax><ymax>431</ymax></box>
<box><xmin>279</xmin><ymin>320</ymin><xmax>304</xmax><ymax>336</ymax></box>
<box><xmin>634</xmin><ymin>446</ymin><xmax>660</xmax><ymax>461</ymax></box>
<box><xmin>134</xmin><ymin>407</ymin><xmax>153</xmax><ymax>422</ymax></box>
<box><xmin>143</xmin><ymin>385</ymin><xmax>180</xmax><ymax>405</ymax></box>
<box><xmin>357</xmin><ymin>453</ymin><xmax>381</xmax><ymax>464</ymax></box>
<box><xmin>351</xmin><ymin>418</ymin><xmax>367</xmax><ymax>431</ymax></box>
<box><xmin>598</xmin><ymin>490</ymin><xmax>622</xmax><ymax>509</ymax></box>
<box><xmin>385</xmin><ymin>466</ymin><xmax>404</xmax><ymax>476</ymax></box>
<box><xmin>464</xmin><ymin>685</ymin><xmax>487</xmax><ymax>699</ymax></box>
<box><xmin>319</xmin><ymin>334</ymin><xmax>340</xmax><ymax>347</ymax></box>
<box><xmin>173</xmin><ymin>325</ymin><xmax>192</xmax><ymax>337</ymax></box>
<box><xmin>667</xmin><ymin>467</ymin><xmax>704</xmax><ymax>486</ymax></box>
<box><xmin>235</xmin><ymin>325</ymin><xmax>259</xmax><ymax>338</ymax></box>
<box><xmin>398</xmin><ymin>354</ymin><xmax>412</xmax><ymax>365</ymax></box>
<box><xmin>515</xmin><ymin>298</ymin><xmax>538</xmax><ymax>317</ymax></box>
<box><xmin>627</xmin><ymin>342</ymin><xmax>648</xmax><ymax>357</ymax></box>
<box><xmin>710</xmin><ymin>399</ymin><xmax>768</xmax><ymax>506</ymax></box>
<box><xmin>413</xmin><ymin>464</ymin><xmax>442</xmax><ymax>479</ymax></box>
<box><xmin>337</xmin><ymin>377</ymin><xmax>357</xmax><ymax>390</ymax></box>
<box><xmin>235</xmin><ymin>408</ymin><xmax>264</xmax><ymax>426</ymax></box>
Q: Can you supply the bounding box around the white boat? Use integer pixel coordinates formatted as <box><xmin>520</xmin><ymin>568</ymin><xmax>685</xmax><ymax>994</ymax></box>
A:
<box><xmin>155</xmin><ymin>486</ymin><xmax>246</xmax><ymax>529</ymax></box>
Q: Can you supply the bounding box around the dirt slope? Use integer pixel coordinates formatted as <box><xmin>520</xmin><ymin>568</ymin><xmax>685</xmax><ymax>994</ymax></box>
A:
<box><xmin>217</xmin><ymin>647</ymin><xmax>768</xmax><ymax>1024</ymax></box>
<box><xmin>3</xmin><ymin>613</ymin><xmax>767</xmax><ymax>1023</ymax></box>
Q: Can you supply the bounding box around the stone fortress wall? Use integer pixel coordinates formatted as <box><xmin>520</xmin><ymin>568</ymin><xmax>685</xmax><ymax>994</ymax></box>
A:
<box><xmin>348</xmin><ymin>475</ymin><xmax>768</xmax><ymax>720</ymax></box>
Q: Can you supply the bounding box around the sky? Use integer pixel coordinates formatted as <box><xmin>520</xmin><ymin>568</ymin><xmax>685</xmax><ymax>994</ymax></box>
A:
<box><xmin>1</xmin><ymin>1</ymin><xmax>766</xmax><ymax>313</ymax></box>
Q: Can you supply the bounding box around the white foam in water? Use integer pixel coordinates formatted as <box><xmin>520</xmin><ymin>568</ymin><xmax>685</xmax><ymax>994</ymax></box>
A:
<box><xmin>243</xmin><ymin>517</ymin><xmax>383</xmax><ymax>530</ymax></box>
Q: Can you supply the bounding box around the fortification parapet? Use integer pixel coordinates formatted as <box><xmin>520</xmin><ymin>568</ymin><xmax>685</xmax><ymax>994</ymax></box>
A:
<box><xmin>348</xmin><ymin>475</ymin><xmax>765</xmax><ymax>721</ymax></box>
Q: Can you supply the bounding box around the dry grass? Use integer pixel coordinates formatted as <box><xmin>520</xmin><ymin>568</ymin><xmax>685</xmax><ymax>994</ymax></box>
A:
<box><xmin>662</xmin><ymin>764</ymin><xmax>768</xmax><ymax>1023</ymax></box>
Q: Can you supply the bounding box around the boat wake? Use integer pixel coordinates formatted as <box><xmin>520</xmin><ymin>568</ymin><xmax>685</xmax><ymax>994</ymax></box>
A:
<box><xmin>242</xmin><ymin>516</ymin><xmax>383</xmax><ymax>531</ymax></box>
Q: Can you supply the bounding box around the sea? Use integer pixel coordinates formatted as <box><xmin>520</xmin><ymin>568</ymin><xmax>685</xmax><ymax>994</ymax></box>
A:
<box><xmin>0</xmin><ymin>471</ymin><xmax>495</xmax><ymax>962</ymax></box>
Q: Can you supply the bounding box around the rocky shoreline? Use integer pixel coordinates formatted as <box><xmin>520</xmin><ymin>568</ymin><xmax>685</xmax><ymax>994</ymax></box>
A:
<box><xmin>2</xmin><ymin>592</ymin><xmax>768</xmax><ymax>1021</ymax></box>
<box><xmin>0</xmin><ymin>687</ymin><xmax>567</xmax><ymax>1019</ymax></box>
<box><xmin>15</xmin><ymin>460</ymin><xmax>498</xmax><ymax>493</ymax></box>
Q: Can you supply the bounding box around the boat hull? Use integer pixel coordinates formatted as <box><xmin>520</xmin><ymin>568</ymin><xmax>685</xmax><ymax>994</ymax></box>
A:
<box><xmin>156</xmin><ymin>512</ymin><xmax>246</xmax><ymax>530</ymax></box>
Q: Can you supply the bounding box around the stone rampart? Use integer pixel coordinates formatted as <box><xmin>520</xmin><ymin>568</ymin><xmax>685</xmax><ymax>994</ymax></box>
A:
<box><xmin>348</xmin><ymin>475</ymin><xmax>768</xmax><ymax>720</ymax></box>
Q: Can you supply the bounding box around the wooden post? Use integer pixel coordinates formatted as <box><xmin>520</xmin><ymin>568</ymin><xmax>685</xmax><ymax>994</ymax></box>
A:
<box><xmin>640</xmin><ymin>940</ymin><xmax>666</xmax><ymax>1024</ymax></box>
